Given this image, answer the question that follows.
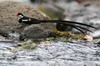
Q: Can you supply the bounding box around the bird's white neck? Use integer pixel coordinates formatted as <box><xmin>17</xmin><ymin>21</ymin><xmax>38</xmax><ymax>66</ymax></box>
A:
<box><xmin>19</xmin><ymin>15</ymin><xmax>24</xmax><ymax>18</ymax></box>
<box><xmin>18</xmin><ymin>15</ymin><xmax>24</xmax><ymax>20</ymax></box>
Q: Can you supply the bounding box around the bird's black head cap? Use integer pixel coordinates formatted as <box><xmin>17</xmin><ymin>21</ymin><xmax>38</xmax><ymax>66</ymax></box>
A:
<box><xmin>16</xmin><ymin>13</ymin><xmax>24</xmax><ymax>16</ymax></box>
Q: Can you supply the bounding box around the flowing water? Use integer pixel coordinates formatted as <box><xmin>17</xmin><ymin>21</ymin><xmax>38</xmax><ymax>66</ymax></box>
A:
<box><xmin>0</xmin><ymin>41</ymin><xmax>100</xmax><ymax>66</ymax></box>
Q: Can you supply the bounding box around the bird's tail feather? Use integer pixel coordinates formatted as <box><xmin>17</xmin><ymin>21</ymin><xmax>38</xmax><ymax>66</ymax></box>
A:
<box><xmin>40</xmin><ymin>20</ymin><xmax>96</xmax><ymax>29</ymax></box>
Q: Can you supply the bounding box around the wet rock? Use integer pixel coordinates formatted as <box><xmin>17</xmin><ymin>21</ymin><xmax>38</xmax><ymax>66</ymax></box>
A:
<box><xmin>0</xmin><ymin>1</ymin><xmax>56</xmax><ymax>40</ymax></box>
<box><xmin>20</xmin><ymin>25</ymin><xmax>50</xmax><ymax>40</ymax></box>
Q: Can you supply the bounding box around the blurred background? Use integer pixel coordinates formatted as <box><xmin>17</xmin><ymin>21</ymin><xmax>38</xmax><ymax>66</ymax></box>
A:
<box><xmin>0</xmin><ymin>0</ymin><xmax>93</xmax><ymax>19</ymax></box>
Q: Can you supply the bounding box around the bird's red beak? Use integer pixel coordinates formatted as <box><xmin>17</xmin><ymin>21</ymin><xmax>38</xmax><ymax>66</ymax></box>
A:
<box><xmin>16</xmin><ymin>13</ymin><xmax>19</xmax><ymax>16</ymax></box>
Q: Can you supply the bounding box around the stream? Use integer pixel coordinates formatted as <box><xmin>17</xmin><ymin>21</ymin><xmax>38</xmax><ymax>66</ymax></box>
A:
<box><xmin>0</xmin><ymin>40</ymin><xmax>100</xmax><ymax>66</ymax></box>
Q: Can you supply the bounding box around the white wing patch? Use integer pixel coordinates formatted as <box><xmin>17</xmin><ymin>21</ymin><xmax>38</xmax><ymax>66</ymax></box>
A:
<box><xmin>22</xmin><ymin>19</ymin><xmax>29</xmax><ymax>21</ymax></box>
<box><xmin>29</xmin><ymin>19</ymin><xmax>31</xmax><ymax>21</ymax></box>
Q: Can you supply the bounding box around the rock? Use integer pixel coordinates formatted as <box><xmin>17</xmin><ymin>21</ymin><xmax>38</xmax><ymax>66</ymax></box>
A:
<box><xmin>0</xmin><ymin>1</ymin><xmax>56</xmax><ymax>40</ymax></box>
<box><xmin>20</xmin><ymin>25</ymin><xmax>50</xmax><ymax>40</ymax></box>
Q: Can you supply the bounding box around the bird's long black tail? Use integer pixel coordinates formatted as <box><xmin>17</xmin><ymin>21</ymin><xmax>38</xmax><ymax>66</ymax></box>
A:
<box><xmin>39</xmin><ymin>20</ymin><xmax>96</xmax><ymax>29</ymax></box>
<box><xmin>61</xmin><ymin>23</ymin><xmax>93</xmax><ymax>34</ymax></box>
<box><xmin>39</xmin><ymin>20</ymin><xmax>96</xmax><ymax>34</ymax></box>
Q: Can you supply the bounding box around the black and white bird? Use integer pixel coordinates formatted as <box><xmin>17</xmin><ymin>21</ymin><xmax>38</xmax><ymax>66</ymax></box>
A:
<box><xmin>16</xmin><ymin>13</ymin><xmax>96</xmax><ymax>34</ymax></box>
<box><xmin>16</xmin><ymin>13</ymin><xmax>40</xmax><ymax>24</ymax></box>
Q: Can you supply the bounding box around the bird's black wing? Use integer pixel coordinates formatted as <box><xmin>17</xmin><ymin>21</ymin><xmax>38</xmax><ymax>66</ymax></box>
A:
<box><xmin>19</xmin><ymin>17</ymin><xmax>40</xmax><ymax>24</ymax></box>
